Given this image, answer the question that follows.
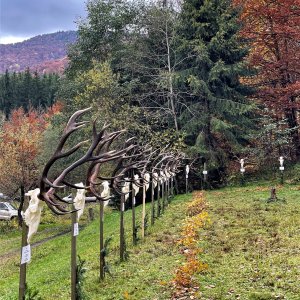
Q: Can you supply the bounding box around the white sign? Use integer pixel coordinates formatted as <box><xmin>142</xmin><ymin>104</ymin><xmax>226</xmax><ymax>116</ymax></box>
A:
<box><xmin>203</xmin><ymin>170</ymin><xmax>208</xmax><ymax>175</ymax></box>
<box><xmin>121</xmin><ymin>202</ymin><xmax>125</xmax><ymax>212</ymax></box>
<box><xmin>133</xmin><ymin>197</ymin><xmax>136</xmax><ymax>206</ymax></box>
<box><xmin>240</xmin><ymin>168</ymin><xmax>245</xmax><ymax>173</ymax></box>
<box><xmin>73</xmin><ymin>223</ymin><xmax>79</xmax><ymax>236</ymax></box>
<box><xmin>279</xmin><ymin>166</ymin><xmax>284</xmax><ymax>171</ymax></box>
<box><xmin>21</xmin><ymin>244</ymin><xmax>31</xmax><ymax>264</ymax></box>
<box><xmin>185</xmin><ymin>165</ymin><xmax>190</xmax><ymax>175</ymax></box>
<box><xmin>279</xmin><ymin>156</ymin><xmax>284</xmax><ymax>167</ymax></box>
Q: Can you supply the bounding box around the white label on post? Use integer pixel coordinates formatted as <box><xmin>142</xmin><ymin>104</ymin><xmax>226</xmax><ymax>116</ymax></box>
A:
<box><xmin>73</xmin><ymin>223</ymin><xmax>79</xmax><ymax>236</ymax></box>
<box><xmin>240</xmin><ymin>168</ymin><xmax>245</xmax><ymax>173</ymax></box>
<box><xmin>21</xmin><ymin>244</ymin><xmax>31</xmax><ymax>264</ymax></box>
<box><xmin>121</xmin><ymin>202</ymin><xmax>125</xmax><ymax>212</ymax></box>
<box><xmin>279</xmin><ymin>166</ymin><xmax>284</xmax><ymax>171</ymax></box>
<box><xmin>133</xmin><ymin>197</ymin><xmax>136</xmax><ymax>206</ymax></box>
<box><xmin>203</xmin><ymin>170</ymin><xmax>208</xmax><ymax>175</ymax></box>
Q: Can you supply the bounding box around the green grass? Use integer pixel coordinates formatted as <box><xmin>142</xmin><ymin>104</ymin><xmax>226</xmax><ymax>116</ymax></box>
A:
<box><xmin>198</xmin><ymin>184</ymin><xmax>300</xmax><ymax>300</ymax></box>
<box><xmin>0</xmin><ymin>194</ymin><xmax>191</xmax><ymax>300</ymax></box>
<box><xmin>1</xmin><ymin>184</ymin><xmax>300</xmax><ymax>300</ymax></box>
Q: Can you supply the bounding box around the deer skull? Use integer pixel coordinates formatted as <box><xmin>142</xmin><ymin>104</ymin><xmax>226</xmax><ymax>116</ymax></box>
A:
<box><xmin>24</xmin><ymin>188</ymin><xmax>43</xmax><ymax>244</ymax></box>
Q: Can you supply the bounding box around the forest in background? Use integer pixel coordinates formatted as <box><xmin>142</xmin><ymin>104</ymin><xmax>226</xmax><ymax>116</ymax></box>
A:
<box><xmin>0</xmin><ymin>0</ymin><xmax>299</xmax><ymax>198</ymax></box>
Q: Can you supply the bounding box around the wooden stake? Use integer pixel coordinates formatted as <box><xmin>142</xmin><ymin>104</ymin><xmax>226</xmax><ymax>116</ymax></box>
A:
<box><xmin>131</xmin><ymin>187</ymin><xmax>137</xmax><ymax>245</ymax></box>
<box><xmin>71</xmin><ymin>207</ymin><xmax>77</xmax><ymax>300</ymax></box>
<box><xmin>19</xmin><ymin>198</ymin><xmax>29</xmax><ymax>300</ymax></box>
<box><xmin>166</xmin><ymin>180</ymin><xmax>169</xmax><ymax>206</ymax></box>
<box><xmin>161</xmin><ymin>181</ymin><xmax>165</xmax><ymax>214</ymax></box>
<box><xmin>185</xmin><ymin>174</ymin><xmax>188</xmax><ymax>194</ymax></box>
<box><xmin>157</xmin><ymin>183</ymin><xmax>161</xmax><ymax>217</ymax></box>
<box><xmin>99</xmin><ymin>201</ymin><xmax>104</xmax><ymax>280</ymax></box>
<box><xmin>120</xmin><ymin>195</ymin><xmax>125</xmax><ymax>261</ymax></box>
<box><xmin>203</xmin><ymin>162</ymin><xmax>207</xmax><ymax>190</ymax></box>
<box><xmin>141</xmin><ymin>185</ymin><xmax>146</xmax><ymax>239</ymax></box>
<box><xmin>151</xmin><ymin>178</ymin><xmax>155</xmax><ymax>226</ymax></box>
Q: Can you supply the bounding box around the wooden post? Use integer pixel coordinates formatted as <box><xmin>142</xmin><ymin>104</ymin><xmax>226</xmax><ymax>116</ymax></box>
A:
<box><xmin>164</xmin><ymin>180</ymin><xmax>167</xmax><ymax>207</ymax></box>
<box><xmin>120</xmin><ymin>195</ymin><xmax>125</xmax><ymax>261</ymax></box>
<box><xmin>185</xmin><ymin>173</ymin><xmax>188</xmax><ymax>194</ymax></box>
<box><xmin>161</xmin><ymin>181</ymin><xmax>165</xmax><ymax>214</ymax></box>
<box><xmin>71</xmin><ymin>207</ymin><xmax>78</xmax><ymax>300</ymax></box>
<box><xmin>157</xmin><ymin>182</ymin><xmax>161</xmax><ymax>217</ymax></box>
<box><xmin>19</xmin><ymin>198</ymin><xmax>29</xmax><ymax>300</ymax></box>
<box><xmin>141</xmin><ymin>185</ymin><xmax>146</xmax><ymax>239</ymax></box>
<box><xmin>166</xmin><ymin>178</ymin><xmax>169</xmax><ymax>203</ymax></box>
<box><xmin>99</xmin><ymin>201</ymin><xmax>104</xmax><ymax>280</ymax></box>
<box><xmin>268</xmin><ymin>187</ymin><xmax>278</xmax><ymax>202</ymax></box>
<box><xmin>168</xmin><ymin>179</ymin><xmax>170</xmax><ymax>199</ymax></box>
<box><xmin>132</xmin><ymin>187</ymin><xmax>137</xmax><ymax>245</ymax></box>
<box><xmin>280</xmin><ymin>170</ymin><xmax>284</xmax><ymax>185</ymax></box>
<box><xmin>203</xmin><ymin>162</ymin><xmax>207</xmax><ymax>181</ymax></box>
<box><xmin>151</xmin><ymin>177</ymin><xmax>155</xmax><ymax>226</ymax></box>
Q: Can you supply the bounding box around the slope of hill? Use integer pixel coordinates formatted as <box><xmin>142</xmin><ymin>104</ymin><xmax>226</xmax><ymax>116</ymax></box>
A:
<box><xmin>0</xmin><ymin>31</ymin><xmax>77</xmax><ymax>73</ymax></box>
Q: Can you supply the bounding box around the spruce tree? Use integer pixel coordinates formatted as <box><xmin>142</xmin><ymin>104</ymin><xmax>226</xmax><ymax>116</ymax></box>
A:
<box><xmin>176</xmin><ymin>0</ymin><xmax>254</xmax><ymax>167</ymax></box>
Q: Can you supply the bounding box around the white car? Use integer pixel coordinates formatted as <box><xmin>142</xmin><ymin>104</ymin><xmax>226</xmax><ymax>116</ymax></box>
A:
<box><xmin>0</xmin><ymin>202</ymin><xmax>18</xmax><ymax>220</ymax></box>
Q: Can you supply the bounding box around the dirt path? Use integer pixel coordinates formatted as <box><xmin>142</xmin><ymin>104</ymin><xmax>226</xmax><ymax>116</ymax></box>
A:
<box><xmin>0</xmin><ymin>229</ymin><xmax>71</xmax><ymax>260</ymax></box>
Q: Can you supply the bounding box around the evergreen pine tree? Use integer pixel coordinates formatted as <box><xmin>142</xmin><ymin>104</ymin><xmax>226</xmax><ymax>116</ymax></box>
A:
<box><xmin>176</xmin><ymin>0</ymin><xmax>254</xmax><ymax>167</ymax></box>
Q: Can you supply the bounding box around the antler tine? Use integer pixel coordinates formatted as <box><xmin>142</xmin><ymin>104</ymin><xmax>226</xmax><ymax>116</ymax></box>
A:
<box><xmin>86</xmin><ymin>126</ymin><xmax>130</xmax><ymax>201</ymax></box>
<box><xmin>39</xmin><ymin>108</ymin><xmax>92</xmax><ymax>204</ymax></box>
<box><xmin>87</xmin><ymin>143</ymin><xmax>131</xmax><ymax>190</ymax></box>
<box><xmin>65</xmin><ymin>107</ymin><xmax>92</xmax><ymax>133</ymax></box>
<box><xmin>43</xmin><ymin>194</ymin><xmax>71</xmax><ymax>215</ymax></box>
<box><xmin>89</xmin><ymin>184</ymin><xmax>112</xmax><ymax>201</ymax></box>
<box><xmin>153</xmin><ymin>155</ymin><xmax>174</xmax><ymax>172</ymax></box>
<box><xmin>40</xmin><ymin>109</ymin><xmax>118</xmax><ymax>212</ymax></box>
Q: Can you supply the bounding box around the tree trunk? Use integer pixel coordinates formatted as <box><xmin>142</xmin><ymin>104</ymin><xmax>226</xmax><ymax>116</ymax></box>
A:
<box><xmin>285</xmin><ymin>107</ymin><xmax>300</xmax><ymax>160</ymax></box>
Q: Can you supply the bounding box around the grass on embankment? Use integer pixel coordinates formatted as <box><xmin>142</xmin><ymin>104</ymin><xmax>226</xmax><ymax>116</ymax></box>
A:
<box><xmin>0</xmin><ymin>194</ymin><xmax>192</xmax><ymax>300</ymax></box>
<box><xmin>2</xmin><ymin>184</ymin><xmax>300</xmax><ymax>300</ymax></box>
<box><xmin>198</xmin><ymin>184</ymin><xmax>300</xmax><ymax>300</ymax></box>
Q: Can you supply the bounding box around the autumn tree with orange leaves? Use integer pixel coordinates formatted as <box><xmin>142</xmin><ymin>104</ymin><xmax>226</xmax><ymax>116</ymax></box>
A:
<box><xmin>234</xmin><ymin>0</ymin><xmax>300</xmax><ymax>159</ymax></box>
<box><xmin>0</xmin><ymin>105</ymin><xmax>62</xmax><ymax>221</ymax></box>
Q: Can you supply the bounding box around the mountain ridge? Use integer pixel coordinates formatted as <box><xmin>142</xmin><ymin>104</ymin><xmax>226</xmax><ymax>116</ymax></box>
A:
<box><xmin>0</xmin><ymin>31</ymin><xmax>77</xmax><ymax>74</ymax></box>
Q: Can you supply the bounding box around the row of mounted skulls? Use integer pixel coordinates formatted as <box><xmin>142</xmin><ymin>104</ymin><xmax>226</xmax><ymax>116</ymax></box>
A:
<box><xmin>239</xmin><ymin>156</ymin><xmax>285</xmax><ymax>173</ymax></box>
<box><xmin>23</xmin><ymin>107</ymin><xmax>182</xmax><ymax>244</ymax></box>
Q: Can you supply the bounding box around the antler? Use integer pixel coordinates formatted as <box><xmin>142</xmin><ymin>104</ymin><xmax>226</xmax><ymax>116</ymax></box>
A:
<box><xmin>86</xmin><ymin>127</ymin><xmax>132</xmax><ymax>201</ymax></box>
<box><xmin>38</xmin><ymin>109</ymin><xmax>123</xmax><ymax>214</ymax></box>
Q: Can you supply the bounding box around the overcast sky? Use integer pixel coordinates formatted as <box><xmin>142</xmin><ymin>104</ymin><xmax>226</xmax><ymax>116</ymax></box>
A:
<box><xmin>0</xmin><ymin>0</ymin><xmax>87</xmax><ymax>44</ymax></box>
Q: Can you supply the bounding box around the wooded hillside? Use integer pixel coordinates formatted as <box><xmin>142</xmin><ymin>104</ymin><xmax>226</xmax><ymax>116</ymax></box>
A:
<box><xmin>0</xmin><ymin>31</ymin><xmax>77</xmax><ymax>73</ymax></box>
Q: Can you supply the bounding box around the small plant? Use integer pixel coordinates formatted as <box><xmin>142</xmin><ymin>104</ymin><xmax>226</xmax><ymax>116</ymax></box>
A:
<box><xmin>133</xmin><ymin>224</ymin><xmax>140</xmax><ymax>243</ymax></box>
<box><xmin>157</xmin><ymin>201</ymin><xmax>161</xmax><ymax>217</ymax></box>
<box><xmin>76</xmin><ymin>256</ymin><xmax>87</xmax><ymax>300</ymax></box>
<box><xmin>25</xmin><ymin>284</ymin><xmax>42</xmax><ymax>300</ymax></box>
<box><xmin>101</xmin><ymin>237</ymin><xmax>113</xmax><ymax>277</ymax></box>
<box><xmin>144</xmin><ymin>213</ymin><xmax>149</xmax><ymax>234</ymax></box>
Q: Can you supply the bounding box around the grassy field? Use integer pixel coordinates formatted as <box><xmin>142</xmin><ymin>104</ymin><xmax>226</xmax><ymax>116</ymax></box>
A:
<box><xmin>198</xmin><ymin>184</ymin><xmax>300</xmax><ymax>300</ymax></box>
<box><xmin>0</xmin><ymin>194</ymin><xmax>191</xmax><ymax>300</ymax></box>
<box><xmin>1</xmin><ymin>183</ymin><xmax>300</xmax><ymax>300</ymax></box>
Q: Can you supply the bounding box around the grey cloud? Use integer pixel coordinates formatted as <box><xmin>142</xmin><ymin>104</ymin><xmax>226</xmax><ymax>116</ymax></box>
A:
<box><xmin>0</xmin><ymin>0</ymin><xmax>86</xmax><ymax>37</ymax></box>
